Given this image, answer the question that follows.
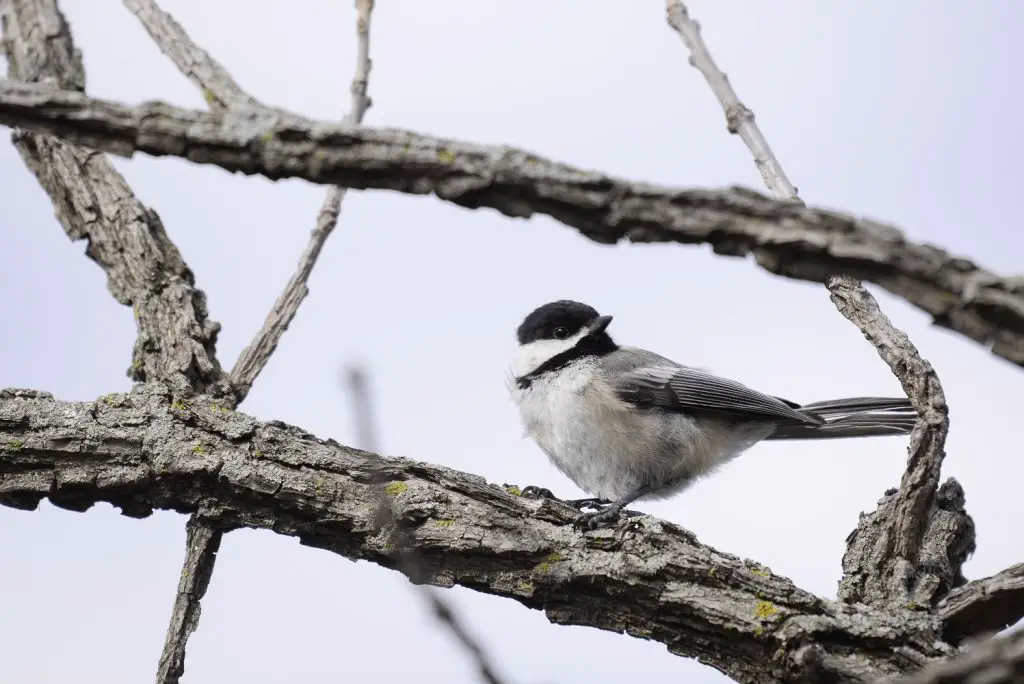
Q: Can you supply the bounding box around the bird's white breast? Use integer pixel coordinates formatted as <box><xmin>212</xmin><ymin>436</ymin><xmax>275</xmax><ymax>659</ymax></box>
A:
<box><xmin>510</xmin><ymin>359</ymin><xmax>776</xmax><ymax>501</ymax></box>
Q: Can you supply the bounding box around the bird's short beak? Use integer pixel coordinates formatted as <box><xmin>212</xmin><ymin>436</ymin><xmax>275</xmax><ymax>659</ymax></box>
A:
<box><xmin>590</xmin><ymin>315</ymin><xmax>613</xmax><ymax>334</ymax></box>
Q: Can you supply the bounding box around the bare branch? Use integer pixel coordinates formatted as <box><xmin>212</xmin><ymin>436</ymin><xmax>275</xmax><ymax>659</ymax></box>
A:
<box><xmin>0</xmin><ymin>79</ymin><xmax>1021</xmax><ymax>371</ymax></box>
<box><xmin>230</xmin><ymin>0</ymin><xmax>375</xmax><ymax>400</ymax></box>
<box><xmin>829</xmin><ymin>277</ymin><xmax>956</xmax><ymax>606</ymax></box>
<box><xmin>0</xmin><ymin>2</ymin><xmax>227</xmax><ymax>399</ymax></box>
<box><xmin>155</xmin><ymin>515</ymin><xmax>223</xmax><ymax>684</ymax></box>
<box><xmin>345</xmin><ymin>367</ymin><xmax>513</xmax><ymax>684</ymax></box>
<box><xmin>889</xmin><ymin>628</ymin><xmax>1024</xmax><ymax>684</ymax></box>
<box><xmin>664</xmin><ymin>1</ymin><xmax>799</xmax><ymax>202</ymax></box>
<box><xmin>663</xmin><ymin>0</ymin><xmax>956</xmax><ymax>608</ymax></box>
<box><xmin>939</xmin><ymin>563</ymin><xmax>1024</xmax><ymax>644</ymax></box>
<box><xmin>0</xmin><ymin>385</ymin><xmax>956</xmax><ymax>684</ymax></box>
<box><xmin>122</xmin><ymin>0</ymin><xmax>259</xmax><ymax>112</ymax></box>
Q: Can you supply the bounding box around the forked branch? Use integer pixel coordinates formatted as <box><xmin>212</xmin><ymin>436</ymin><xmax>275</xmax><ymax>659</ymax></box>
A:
<box><xmin>664</xmin><ymin>0</ymin><xmax>955</xmax><ymax>609</ymax></box>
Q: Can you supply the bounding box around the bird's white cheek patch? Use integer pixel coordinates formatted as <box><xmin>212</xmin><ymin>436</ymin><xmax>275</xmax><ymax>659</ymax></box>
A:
<box><xmin>511</xmin><ymin>331</ymin><xmax>588</xmax><ymax>377</ymax></box>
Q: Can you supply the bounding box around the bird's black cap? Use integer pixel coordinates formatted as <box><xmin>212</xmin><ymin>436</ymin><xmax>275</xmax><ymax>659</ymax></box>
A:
<box><xmin>516</xmin><ymin>300</ymin><xmax>606</xmax><ymax>345</ymax></box>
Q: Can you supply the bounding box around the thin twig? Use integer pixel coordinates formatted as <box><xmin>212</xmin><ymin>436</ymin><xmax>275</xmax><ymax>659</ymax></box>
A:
<box><xmin>344</xmin><ymin>366</ymin><xmax>514</xmax><ymax>684</ymax></box>
<box><xmin>123</xmin><ymin>0</ymin><xmax>259</xmax><ymax>112</ymax></box>
<box><xmin>664</xmin><ymin>0</ymin><xmax>952</xmax><ymax>606</ymax></box>
<box><xmin>155</xmin><ymin>516</ymin><xmax>222</xmax><ymax>684</ymax></box>
<box><xmin>229</xmin><ymin>0</ymin><xmax>375</xmax><ymax>401</ymax></box>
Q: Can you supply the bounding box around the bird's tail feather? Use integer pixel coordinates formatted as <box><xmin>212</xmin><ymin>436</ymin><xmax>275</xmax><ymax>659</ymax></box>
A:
<box><xmin>766</xmin><ymin>396</ymin><xmax>917</xmax><ymax>440</ymax></box>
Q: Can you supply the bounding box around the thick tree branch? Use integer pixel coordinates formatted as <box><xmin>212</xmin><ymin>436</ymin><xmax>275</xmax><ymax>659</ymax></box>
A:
<box><xmin>1</xmin><ymin>6</ymin><xmax>233</xmax><ymax>684</ymax></box>
<box><xmin>890</xmin><ymin>628</ymin><xmax>1024</xmax><ymax>684</ymax></box>
<box><xmin>0</xmin><ymin>3</ymin><xmax>228</xmax><ymax>399</ymax></box>
<box><xmin>938</xmin><ymin>563</ymin><xmax>1024</xmax><ymax>644</ymax></box>
<box><xmin>0</xmin><ymin>80</ymin><xmax>1021</xmax><ymax>371</ymax></box>
<box><xmin>664</xmin><ymin>0</ymin><xmax>957</xmax><ymax>610</ymax></box>
<box><xmin>0</xmin><ymin>385</ymin><xmax>956</xmax><ymax>684</ymax></box>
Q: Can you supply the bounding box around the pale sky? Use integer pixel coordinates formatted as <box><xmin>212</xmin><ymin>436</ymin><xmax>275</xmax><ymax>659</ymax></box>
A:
<box><xmin>2</xmin><ymin>2</ymin><xmax>1023</xmax><ymax>683</ymax></box>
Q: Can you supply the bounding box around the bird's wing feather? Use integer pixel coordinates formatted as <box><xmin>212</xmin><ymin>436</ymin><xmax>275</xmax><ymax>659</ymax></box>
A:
<box><xmin>603</xmin><ymin>347</ymin><xmax>820</xmax><ymax>425</ymax></box>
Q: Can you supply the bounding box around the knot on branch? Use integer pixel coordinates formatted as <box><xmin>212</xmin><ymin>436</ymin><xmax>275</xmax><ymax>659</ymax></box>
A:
<box><xmin>840</xmin><ymin>478</ymin><xmax>976</xmax><ymax>609</ymax></box>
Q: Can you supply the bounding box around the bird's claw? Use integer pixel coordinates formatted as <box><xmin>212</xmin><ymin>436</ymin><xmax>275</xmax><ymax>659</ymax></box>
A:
<box><xmin>520</xmin><ymin>485</ymin><xmax>556</xmax><ymax>500</ymax></box>
<box><xmin>576</xmin><ymin>503</ymin><xmax>624</xmax><ymax>529</ymax></box>
<box><xmin>575</xmin><ymin>502</ymin><xmax>644</xmax><ymax>529</ymax></box>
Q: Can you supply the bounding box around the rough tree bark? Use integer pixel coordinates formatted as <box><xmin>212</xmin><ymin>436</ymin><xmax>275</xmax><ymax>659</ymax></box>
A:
<box><xmin>1</xmin><ymin>2</ymin><xmax>1022</xmax><ymax>684</ymax></box>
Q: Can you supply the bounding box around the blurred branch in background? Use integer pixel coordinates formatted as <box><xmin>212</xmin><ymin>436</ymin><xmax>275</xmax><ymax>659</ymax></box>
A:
<box><xmin>344</xmin><ymin>365</ymin><xmax>517</xmax><ymax>684</ymax></box>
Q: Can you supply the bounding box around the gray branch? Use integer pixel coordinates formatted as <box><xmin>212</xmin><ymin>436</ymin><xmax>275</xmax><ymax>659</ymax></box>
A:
<box><xmin>228</xmin><ymin>0</ymin><xmax>375</xmax><ymax>401</ymax></box>
<box><xmin>0</xmin><ymin>3</ymin><xmax>228</xmax><ymax>399</ymax></box>
<box><xmin>663</xmin><ymin>0</ymin><xmax>955</xmax><ymax>611</ymax></box>
<box><xmin>1</xmin><ymin>6</ymin><xmax>232</xmax><ymax>684</ymax></box>
<box><xmin>889</xmin><ymin>628</ymin><xmax>1024</xmax><ymax>684</ymax></box>
<box><xmin>0</xmin><ymin>79</ymin><xmax>1021</xmax><ymax>372</ymax></box>
<box><xmin>829</xmin><ymin>278</ymin><xmax>958</xmax><ymax>608</ymax></box>
<box><xmin>0</xmin><ymin>385</ymin><xmax>960</xmax><ymax>684</ymax></box>
<box><xmin>123</xmin><ymin>0</ymin><xmax>260</xmax><ymax>112</ymax></box>
<box><xmin>938</xmin><ymin>563</ymin><xmax>1024</xmax><ymax>644</ymax></box>
<box><xmin>155</xmin><ymin>515</ymin><xmax>223</xmax><ymax>683</ymax></box>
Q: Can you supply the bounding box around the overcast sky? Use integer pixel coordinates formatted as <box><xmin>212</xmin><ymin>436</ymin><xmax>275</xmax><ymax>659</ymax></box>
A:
<box><xmin>2</xmin><ymin>2</ymin><xmax>1023</xmax><ymax>683</ymax></box>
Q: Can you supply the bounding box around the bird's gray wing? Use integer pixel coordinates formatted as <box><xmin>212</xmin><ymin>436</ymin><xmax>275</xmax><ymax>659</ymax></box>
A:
<box><xmin>603</xmin><ymin>348</ymin><xmax>821</xmax><ymax>425</ymax></box>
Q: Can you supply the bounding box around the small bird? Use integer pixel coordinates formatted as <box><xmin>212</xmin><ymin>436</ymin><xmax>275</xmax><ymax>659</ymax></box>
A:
<box><xmin>509</xmin><ymin>300</ymin><xmax>916</xmax><ymax>528</ymax></box>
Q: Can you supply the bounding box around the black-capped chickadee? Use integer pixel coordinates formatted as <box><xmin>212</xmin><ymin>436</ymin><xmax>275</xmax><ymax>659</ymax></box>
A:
<box><xmin>509</xmin><ymin>300</ymin><xmax>916</xmax><ymax>528</ymax></box>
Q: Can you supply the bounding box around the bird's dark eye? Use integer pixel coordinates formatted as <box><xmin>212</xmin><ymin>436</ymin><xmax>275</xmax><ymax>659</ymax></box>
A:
<box><xmin>552</xmin><ymin>326</ymin><xmax>569</xmax><ymax>339</ymax></box>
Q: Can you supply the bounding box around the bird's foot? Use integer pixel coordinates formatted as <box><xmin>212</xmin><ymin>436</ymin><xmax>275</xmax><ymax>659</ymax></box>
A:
<box><xmin>519</xmin><ymin>485</ymin><xmax>556</xmax><ymax>500</ymax></box>
<box><xmin>575</xmin><ymin>501</ymin><xmax>643</xmax><ymax>529</ymax></box>
<box><xmin>566</xmin><ymin>497</ymin><xmax>612</xmax><ymax>510</ymax></box>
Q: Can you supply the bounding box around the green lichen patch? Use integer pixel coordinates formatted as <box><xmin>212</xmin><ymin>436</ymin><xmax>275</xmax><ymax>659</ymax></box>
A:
<box><xmin>754</xmin><ymin>600</ymin><xmax>779</xmax><ymax>621</ymax></box>
<box><xmin>383</xmin><ymin>481</ymin><xmax>408</xmax><ymax>496</ymax></box>
<box><xmin>191</xmin><ymin>443</ymin><xmax>209</xmax><ymax>455</ymax></box>
<box><xmin>503</xmin><ymin>484</ymin><xmax>522</xmax><ymax>497</ymax></box>
<box><xmin>171</xmin><ymin>400</ymin><xmax>189</xmax><ymax>411</ymax></box>
<box><xmin>435</xmin><ymin>518</ymin><xmax>455</xmax><ymax>528</ymax></box>
<box><xmin>535</xmin><ymin>552</ymin><xmax>564</xmax><ymax>573</ymax></box>
<box><xmin>437</xmin><ymin>148</ymin><xmax>455</xmax><ymax>164</ymax></box>
<box><xmin>4</xmin><ymin>439</ymin><xmax>25</xmax><ymax>452</ymax></box>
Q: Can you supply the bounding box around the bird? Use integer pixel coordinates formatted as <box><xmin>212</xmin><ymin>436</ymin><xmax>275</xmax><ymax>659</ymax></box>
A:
<box><xmin>508</xmin><ymin>299</ymin><xmax>916</xmax><ymax>528</ymax></box>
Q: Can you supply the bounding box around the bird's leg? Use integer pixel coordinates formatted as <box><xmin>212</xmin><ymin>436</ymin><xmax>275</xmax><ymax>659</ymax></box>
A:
<box><xmin>578</xmin><ymin>485</ymin><xmax>654</xmax><ymax>529</ymax></box>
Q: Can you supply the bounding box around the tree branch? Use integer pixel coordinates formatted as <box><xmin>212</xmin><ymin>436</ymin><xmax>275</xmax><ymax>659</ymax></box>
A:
<box><xmin>664</xmin><ymin>0</ymin><xmax>958</xmax><ymax>610</ymax></box>
<box><xmin>0</xmin><ymin>79</ymin><xmax>1021</xmax><ymax>371</ymax></box>
<box><xmin>938</xmin><ymin>563</ymin><xmax>1024</xmax><ymax>644</ymax></box>
<box><xmin>155</xmin><ymin>514</ymin><xmax>223</xmax><ymax>683</ymax></box>
<box><xmin>1</xmin><ymin>6</ymin><xmax>234</xmax><ymax>683</ymax></box>
<box><xmin>122</xmin><ymin>0</ymin><xmax>259</xmax><ymax>112</ymax></box>
<box><xmin>890</xmin><ymin>628</ymin><xmax>1024</xmax><ymax>684</ymax></box>
<box><xmin>0</xmin><ymin>3</ymin><xmax>228</xmax><ymax>399</ymax></box>
<box><xmin>228</xmin><ymin>0</ymin><xmax>375</xmax><ymax>401</ymax></box>
<box><xmin>829</xmin><ymin>278</ymin><xmax>959</xmax><ymax>607</ymax></box>
<box><xmin>0</xmin><ymin>385</ymin><xmax>956</xmax><ymax>684</ymax></box>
